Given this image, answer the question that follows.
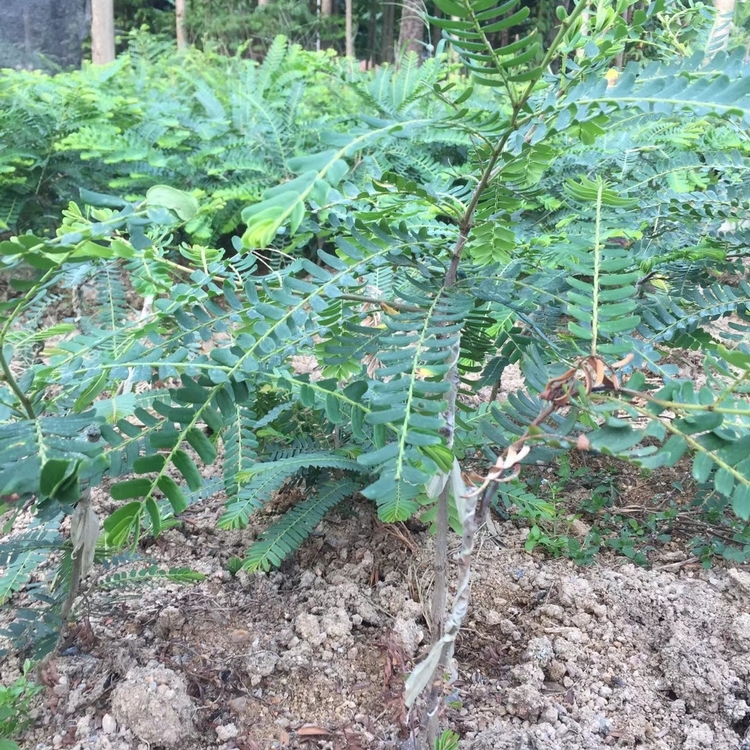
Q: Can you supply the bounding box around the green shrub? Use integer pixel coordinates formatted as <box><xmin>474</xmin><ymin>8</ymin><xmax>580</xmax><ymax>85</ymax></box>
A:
<box><xmin>0</xmin><ymin>34</ymin><xmax>462</xmax><ymax>248</ymax></box>
<box><xmin>0</xmin><ymin>4</ymin><xmax>749</xmax><ymax>745</ymax></box>
<box><xmin>0</xmin><ymin>662</ymin><xmax>42</xmax><ymax>750</ymax></box>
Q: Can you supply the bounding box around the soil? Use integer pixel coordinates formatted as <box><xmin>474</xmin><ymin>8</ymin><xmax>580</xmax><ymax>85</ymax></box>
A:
<box><xmin>6</xmin><ymin>486</ymin><xmax>750</xmax><ymax>750</ymax></box>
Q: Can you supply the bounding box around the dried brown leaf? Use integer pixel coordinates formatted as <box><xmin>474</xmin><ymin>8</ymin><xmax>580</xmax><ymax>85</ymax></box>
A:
<box><xmin>298</xmin><ymin>724</ymin><xmax>333</xmax><ymax>736</ymax></box>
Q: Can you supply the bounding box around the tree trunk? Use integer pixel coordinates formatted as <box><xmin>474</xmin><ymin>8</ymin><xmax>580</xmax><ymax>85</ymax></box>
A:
<box><xmin>91</xmin><ymin>0</ymin><xmax>115</xmax><ymax>65</ymax></box>
<box><xmin>382</xmin><ymin>0</ymin><xmax>395</xmax><ymax>63</ymax></box>
<box><xmin>397</xmin><ymin>0</ymin><xmax>423</xmax><ymax>58</ymax></box>
<box><xmin>23</xmin><ymin>4</ymin><xmax>31</xmax><ymax>59</ymax></box>
<box><xmin>321</xmin><ymin>0</ymin><xmax>332</xmax><ymax>14</ymax></box>
<box><xmin>429</xmin><ymin>4</ymin><xmax>441</xmax><ymax>57</ymax></box>
<box><xmin>257</xmin><ymin>0</ymin><xmax>269</xmax><ymax>6</ymax></box>
<box><xmin>367</xmin><ymin>0</ymin><xmax>378</xmax><ymax>66</ymax></box>
<box><xmin>575</xmin><ymin>8</ymin><xmax>589</xmax><ymax>60</ymax></box>
<box><xmin>345</xmin><ymin>0</ymin><xmax>354</xmax><ymax>57</ymax></box>
<box><xmin>613</xmin><ymin>6</ymin><xmax>631</xmax><ymax>68</ymax></box>
<box><xmin>706</xmin><ymin>0</ymin><xmax>736</xmax><ymax>56</ymax></box>
<box><xmin>175</xmin><ymin>0</ymin><xmax>188</xmax><ymax>50</ymax></box>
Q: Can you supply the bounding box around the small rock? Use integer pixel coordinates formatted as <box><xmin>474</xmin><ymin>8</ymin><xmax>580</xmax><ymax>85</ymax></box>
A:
<box><xmin>356</xmin><ymin>598</ymin><xmax>381</xmax><ymax>625</ymax></box>
<box><xmin>377</xmin><ymin>586</ymin><xmax>422</xmax><ymax>619</ymax></box>
<box><xmin>247</xmin><ymin>650</ymin><xmax>279</xmax><ymax>678</ymax></box>
<box><xmin>569</xmin><ymin>519</ymin><xmax>590</xmax><ymax>538</ymax></box>
<box><xmin>321</xmin><ymin>608</ymin><xmax>352</xmax><ymax>638</ymax></box>
<box><xmin>590</xmin><ymin>713</ymin><xmax>611</xmax><ymax>736</ymax></box>
<box><xmin>216</xmin><ymin>723</ymin><xmax>239</xmax><ymax>741</ymax></box>
<box><xmin>525</xmin><ymin>636</ymin><xmax>554</xmax><ymax>667</ymax></box>
<box><xmin>101</xmin><ymin>714</ymin><xmax>117</xmax><ymax>734</ymax></box>
<box><xmin>548</xmin><ymin>660</ymin><xmax>566</xmax><ymax>682</ymax></box>
<box><xmin>299</xmin><ymin>570</ymin><xmax>317</xmax><ymax>588</ymax></box>
<box><xmin>484</xmin><ymin>609</ymin><xmax>504</xmax><ymax>626</ymax></box>
<box><xmin>558</xmin><ymin>576</ymin><xmax>593</xmax><ymax>609</ymax></box>
<box><xmin>228</xmin><ymin>697</ymin><xmax>249</xmax><ymax>714</ymax></box>
<box><xmin>110</xmin><ymin>666</ymin><xmax>195</xmax><ymax>749</ymax></box>
<box><xmin>76</xmin><ymin>715</ymin><xmax>91</xmax><ymax>738</ymax></box>
<box><xmin>728</xmin><ymin>568</ymin><xmax>750</xmax><ymax>593</ymax></box>
<box><xmin>732</xmin><ymin>613</ymin><xmax>750</xmax><ymax>651</ymax></box>
<box><xmin>541</xmin><ymin>706</ymin><xmax>559</xmax><ymax>724</ymax></box>
<box><xmin>53</xmin><ymin>682</ymin><xmax>69</xmax><ymax>697</ymax></box>
<box><xmin>154</xmin><ymin>606</ymin><xmax>186</xmax><ymax>639</ymax></box>
<box><xmin>229</xmin><ymin>629</ymin><xmax>251</xmax><ymax>643</ymax></box>
<box><xmin>295</xmin><ymin>613</ymin><xmax>321</xmax><ymax>640</ymax></box>
<box><xmin>505</xmin><ymin>683</ymin><xmax>544</xmax><ymax>720</ymax></box>
<box><xmin>392</xmin><ymin>618</ymin><xmax>424</xmax><ymax>657</ymax></box>
<box><xmin>510</xmin><ymin>663</ymin><xmax>544</xmax><ymax>686</ymax></box>
<box><xmin>279</xmin><ymin>642</ymin><xmax>313</xmax><ymax>671</ymax></box>
<box><xmin>683</xmin><ymin>721</ymin><xmax>714</xmax><ymax>749</ymax></box>
<box><xmin>539</xmin><ymin>603</ymin><xmax>566</xmax><ymax>621</ymax></box>
<box><xmin>572</xmin><ymin>612</ymin><xmax>592</xmax><ymax>629</ymax></box>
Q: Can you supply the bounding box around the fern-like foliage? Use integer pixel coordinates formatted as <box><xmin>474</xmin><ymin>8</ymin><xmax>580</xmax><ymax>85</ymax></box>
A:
<box><xmin>430</xmin><ymin>0</ymin><xmax>543</xmax><ymax>97</ymax></box>
<box><xmin>2</xmin><ymin>5</ymin><xmax>750</xmax><ymax>672</ymax></box>
<box><xmin>0</xmin><ymin>414</ymin><xmax>105</xmax><ymax>501</ymax></box>
<box><xmin>357</xmin><ymin>282</ymin><xmax>474</xmax><ymax>520</ymax></box>
<box><xmin>243</xmin><ymin>479</ymin><xmax>361</xmax><ymax>571</ymax></box>
<box><xmin>96</xmin><ymin>564</ymin><xmax>205</xmax><ymax>590</ymax></box>
<box><xmin>0</xmin><ymin>521</ymin><xmax>63</xmax><ymax>605</ymax></box>
<box><xmin>220</xmin><ymin>450</ymin><xmax>363</xmax><ymax>529</ymax></box>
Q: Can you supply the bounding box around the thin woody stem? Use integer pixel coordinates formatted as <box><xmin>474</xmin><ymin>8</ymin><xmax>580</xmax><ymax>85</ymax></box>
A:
<box><xmin>423</xmin><ymin>3</ymin><xmax>591</xmax><ymax>742</ymax></box>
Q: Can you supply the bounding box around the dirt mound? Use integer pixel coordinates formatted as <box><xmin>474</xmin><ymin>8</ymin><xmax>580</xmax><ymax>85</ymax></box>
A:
<box><xmin>9</xmin><ymin>502</ymin><xmax>750</xmax><ymax>750</ymax></box>
<box><xmin>463</xmin><ymin>541</ymin><xmax>750</xmax><ymax>749</ymax></box>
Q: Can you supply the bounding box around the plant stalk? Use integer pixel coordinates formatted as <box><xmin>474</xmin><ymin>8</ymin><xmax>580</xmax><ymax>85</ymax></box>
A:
<box><xmin>422</xmin><ymin>1</ymin><xmax>591</xmax><ymax>744</ymax></box>
<box><xmin>0</xmin><ymin>349</ymin><xmax>35</xmax><ymax>420</ymax></box>
<box><xmin>424</xmin><ymin>484</ymin><xmax>498</xmax><ymax>746</ymax></box>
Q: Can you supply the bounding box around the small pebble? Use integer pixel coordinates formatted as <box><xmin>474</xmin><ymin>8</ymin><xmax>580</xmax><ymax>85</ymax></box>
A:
<box><xmin>216</xmin><ymin>723</ymin><xmax>239</xmax><ymax>741</ymax></box>
<box><xmin>101</xmin><ymin>713</ymin><xmax>117</xmax><ymax>734</ymax></box>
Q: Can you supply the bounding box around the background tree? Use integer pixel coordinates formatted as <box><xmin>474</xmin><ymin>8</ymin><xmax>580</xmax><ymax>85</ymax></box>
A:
<box><xmin>346</xmin><ymin>0</ymin><xmax>355</xmax><ymax>56</ymax></box>
<box><xmin>365</xmin><ymin>0</ymin><xmax>378</xmax><ymax>66</ymax></box>
<box><xmin>706</xmin><ymin>0</ymin><xmax>736</xmax><ymax>55</ymax></box>
<box><xmin>0</xmin><ymin>0</ymin><xmax>87</xmax><ymax>70</ymax></box>
<box><xmin>91</xmin><ymin>0</ymin><xmax>115</xmax><ymax>64</ymax></box>
<box><xmin>382</xmin><ymin>0</ymin><xmax>396</xmax><ymax>63</ymax></box>
<box><xmin>114</xmin><ymin>0</ymin><xmax>176</xmax><ymax>41</ymax></box>
<box><xmin>398</xmin><ymin>0</ymin><xmax>424</xmax><ymax>57</ymax></box>
<box><xmin>176</xmin><ymin>0</ymin><xmax>188</xmax><ymax>49</ymax></box>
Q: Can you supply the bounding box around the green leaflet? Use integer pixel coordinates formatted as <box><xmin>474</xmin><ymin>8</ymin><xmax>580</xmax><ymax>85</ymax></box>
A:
<box><xmin>243</xmin><ymin>480</ymin><xmax>360</xmax><ymax>572</ymax></box>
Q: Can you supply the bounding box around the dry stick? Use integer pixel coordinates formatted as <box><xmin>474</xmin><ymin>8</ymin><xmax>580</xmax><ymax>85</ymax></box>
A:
<box><xmin>36</xmin><ymin>489</ymin><xmax>94</xmax><ymax>681</ymax></box>
<box><xmin>429</xmin><ymin>337</ymin><xmax>461</xmax><ymax>647</ymax></box>
<box><xmin>424</xmin><ymin>152</ymin><xmax>514</xmax><ymax>747</ymax></box>
<box><xmin>423</xmin><ymin>482</ymin><xmax>498</xmax><ymax>742</ymax></box>
<box><xmin>420</xmin><ymin>373</ymin><xmax>591</xmax><ymax>743</ymax></box>
<box><xmin>430</xmin><ymin>484</ymin><xmax>450</xmax><ymax>639</ymax></box>
<box><xmin>117</xmin><ymin>294</ymin><xmax>155</xmax><ymax>395</ymax></box>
